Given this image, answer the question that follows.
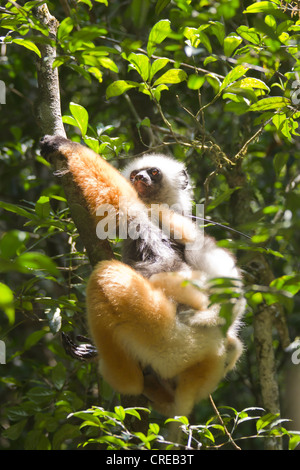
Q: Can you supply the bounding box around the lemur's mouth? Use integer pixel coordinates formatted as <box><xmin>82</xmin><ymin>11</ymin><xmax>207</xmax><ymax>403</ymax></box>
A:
<box><xmin>134</xmin><ymin>179</ymin><xmax>149</xmax><ymax>196</ymax></box>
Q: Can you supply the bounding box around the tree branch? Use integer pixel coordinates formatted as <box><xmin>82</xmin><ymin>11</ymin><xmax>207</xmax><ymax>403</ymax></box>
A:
<box><xmin>34</xmin><ymin>3</ymin><xmax>113</xmax><ymax>267</ymax></box>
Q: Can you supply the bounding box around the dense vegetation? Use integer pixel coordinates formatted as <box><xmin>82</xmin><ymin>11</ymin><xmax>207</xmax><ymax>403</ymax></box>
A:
<box><xmin>0</xmin><ymin>0</ymin><xmax>300</xmax><ymax>450</ymax></box>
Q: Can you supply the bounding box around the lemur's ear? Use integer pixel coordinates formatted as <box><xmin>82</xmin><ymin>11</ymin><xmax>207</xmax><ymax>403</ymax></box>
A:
<box><xmin>179</xmin><ymin>169</ymin><xmax>189</xmax><ymax>190</ymax></box>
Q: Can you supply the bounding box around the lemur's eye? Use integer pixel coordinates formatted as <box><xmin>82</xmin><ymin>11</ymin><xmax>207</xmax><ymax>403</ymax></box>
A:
<box><xmin>150</xmin><ymin>168</ymin><xmax>160</xmax><ymax>177</ymax></box>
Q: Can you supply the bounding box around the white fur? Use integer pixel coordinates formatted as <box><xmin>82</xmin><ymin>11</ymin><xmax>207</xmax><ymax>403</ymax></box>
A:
<box><xmin>122</xmin><ymin>153</ymin><xmax>192</xmax><ymax>214</ymax></box>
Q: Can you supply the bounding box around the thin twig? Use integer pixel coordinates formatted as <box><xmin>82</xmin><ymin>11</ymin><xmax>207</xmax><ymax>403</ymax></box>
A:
<box><xmin>209</xmin><ymin>394</ymin><xmax>242</xmax><ymax>450</ymax></box>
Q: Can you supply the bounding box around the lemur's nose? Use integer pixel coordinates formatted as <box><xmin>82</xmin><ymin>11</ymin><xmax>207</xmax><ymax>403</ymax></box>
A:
<box><xmin>135</xmin><ymin>171</ymin><xmax>151</xmax><ymax>184</ymax></box>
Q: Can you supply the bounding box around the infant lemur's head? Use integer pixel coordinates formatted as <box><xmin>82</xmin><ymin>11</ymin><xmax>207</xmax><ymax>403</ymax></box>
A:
<box><xmin>122</xmin><ymin>154</ymin><xmax>192</xmax><ymax>213</ymax></box>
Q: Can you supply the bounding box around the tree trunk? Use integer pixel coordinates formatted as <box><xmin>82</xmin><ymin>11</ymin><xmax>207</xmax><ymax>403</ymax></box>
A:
<box><xmin>34</xmin><ymin>3</ymin><xmax>149</xmax><ymax>434</ymax></box>
<box><xmin>227</xmin><ymin>164</ymin><xmax>288</xmax><ymax>450</ymax></box>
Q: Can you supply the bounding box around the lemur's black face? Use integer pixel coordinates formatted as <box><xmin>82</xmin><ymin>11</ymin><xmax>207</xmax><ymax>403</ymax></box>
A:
<box><xmin>130</xmin><ymin>167</ymin><xmax>162</xmax><ymax>200</ymax></box>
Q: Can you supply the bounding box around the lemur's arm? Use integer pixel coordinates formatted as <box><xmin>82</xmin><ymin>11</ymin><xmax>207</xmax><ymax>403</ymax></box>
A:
<box><xmin>40</xmin><ymin>135</ymin><xmax>139</xmax><ymax>218</ymax></box>
<box><xmin>40</xmin><ymin>135</ymin><xmax>198</xmax><ymax>245</ymax></box>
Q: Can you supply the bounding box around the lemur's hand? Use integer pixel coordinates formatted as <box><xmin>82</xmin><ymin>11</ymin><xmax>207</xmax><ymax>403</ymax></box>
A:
<box><xmin>40</xmin><ymin>135</ymin><xmax>69</xmax><ymax>160</ymax></box>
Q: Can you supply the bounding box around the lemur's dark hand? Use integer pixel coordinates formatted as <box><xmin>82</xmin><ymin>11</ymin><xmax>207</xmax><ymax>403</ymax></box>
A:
<box><xmin>40</xmin><ymin>135</ymin><xmax>69</xmax><ymax>160</ymax></box>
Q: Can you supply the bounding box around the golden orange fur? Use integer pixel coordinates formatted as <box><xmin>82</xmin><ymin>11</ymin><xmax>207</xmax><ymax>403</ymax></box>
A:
<box><xmin>41</xmin><ymin>135</ymin><xmax>244</xmax><ymax>418</ymax></box>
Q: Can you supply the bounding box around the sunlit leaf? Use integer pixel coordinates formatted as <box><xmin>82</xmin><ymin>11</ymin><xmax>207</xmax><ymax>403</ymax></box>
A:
<box><xmin>209</xmin><ymin>21</ymin><xmax>225</xmax><ymax>45</ymax></box>
<box><xmin>238</xmin><ymin>77</ymin><xmax>270</xmax><ymax>91</ymax></box>
<box><xmin>0</xmin><ymin>282</ymin><xmax>15</xmax><ymax>324</ymax></box>
<box><xmin>57</xmin><ymin>17</ymin><xmax>74</xmax><ymax>41</ymax></box>
<box><xmin>106</xmin><ymin>80</ymin><xmax>139</xmax><ymax>99</ymax></box>
<box><xmin>244</xmin><ymin>1</ymin><xmax>281</xmax><ymax>14</ymax></box>
<box><xmin>147</xmin><ymin>19</ymin><xmax>171</xmax><ymax>56</ymax></box>
<box><xmin>270</xmin><ymin>275</ymin><xmax>300</xmax><ymax>296</ymax></box>
<box><xmin>69</xmin><ymin>102</ymin><xmax>89</xmax><ymax>136</ymax></box>
<box><xmin>0</xmin><ymin>200</ymin><xmax>35</xmax><ymax>220</ymax></box>
<box><xmin>249</xmin><ymin>96</ymin><xmax>290</xmax><ymax>111</ymax></box>
<box><xmin>187</xmin><ymin>74</ymin><xmax>205</xmax><ymax>90</ymax></box>
<box><xmin>35</xmin><ymin>196</ymin><xmax>51</xmax><ymax>218</ymax></box>
<box><xmin>128</xmin><ymin>53</ymin><xmax>150</xmax><ymax>81</ymax></box>
<box><xmin>153</xmin><ymin>68</ymin><xmax>187</xmax><ymax>86</ymax></box>
<box><xmin>150</xmin><ymin>58</ymin><xmax>170</xmax><ymax>81</ymax></box>
<box><xmin>99</xmin><ymin>57</ymin><xmax>119</xmax><ymax>73</ymax></box>
<box><xmin>256</xmin><ymin>413</ymin><xmax>280</xmax><ymax>432</ymax></box>
<box><xmin>0</xmin><ymin>230</ymin><xmax>29</xmax><ymax>259</ymax></box>
<box><xmin>220</xmin><ymin>65</ymin><xmax>249</xmax><ymax>91</ymax></box>
<box><xmin>224</xmin><ymin>34</ymin><xmax>242</xmax><ymax>56</ymax></box>
<box><xmin>14</xmin><ymin>252</ymin><xmax>59</xmax><ymax>276</ymax></box>
<box><xmin>236</xmin><ymin>25</ymin><xmax>261</xmax><ymax>44</ymax></box>
<box><xmin>11</xmin><ymin>38</ymin><xmax>41</xmax><ymax>57</ymax></box>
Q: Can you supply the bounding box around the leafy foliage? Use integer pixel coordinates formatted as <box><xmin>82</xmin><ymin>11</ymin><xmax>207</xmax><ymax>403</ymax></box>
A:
<box><xmin>0</xmin><ymin>0</ymin><xmax>300</xmax><ymax>450</ymax></box>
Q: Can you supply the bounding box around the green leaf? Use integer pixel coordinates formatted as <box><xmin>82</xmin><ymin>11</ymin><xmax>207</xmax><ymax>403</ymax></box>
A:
<box><xmin>24</xmin><ymin>430</ymin><xmax>51</xmax><ymax>450</ymax></box>
<box><xmin>0</xmin><ymin>200</ymin><xmax>35</xmax><ymax>220</ymax></box>
<box><xmin>11</xmin><ymin>38</ymin><xmax>41</xmax><ymax>57</ymax></box>
<box><xmin>165</xmin><ymin>415</ymin><xmax>189</xmax><ymax>425</ymax></box>
<box><xmin>289</xmin><ymin>433</ymin><xmax>300</xmax><ymax>451</ymax></box>
<box><xmin>114</xmin><ymin>406</ymin><xmax>126</xmax><ymax>421</ymax></box>
<box><xmin>35</xmin><ymin>196</ymin><xmax>51</xmax><ymax>218</ymax></box>
<box><xmin>150</xmin><ymin>58</ymin><xmax>170</xmax><ymax>81</ymax></box>
<box><xmin>2</xmin><ymin>419</ymin><xmax>27</xmax><ymax>441</ymax></box>
<box><xmin>224</xmin><ymin>35</ymin><xmax>242</xmax><ymax>57</ymax></box>
<box><xmin>273</xmin><ymin>150</ymin><xmax>289</xmax><ymax>176</ymax></box>
<box><xmin>198</xmin><ymin>31</ymin><xmax>212</xmax><ymax>53</ymax></box>
<box><xmin>256</xmin><ymin>413</ymin><xmax>280</xmax><ymax>432</ymax></box>
<box><xmin>57</xmin><ymin>17</ymin><xmax>74</xmax><ymax>41</ymax></box>
<box><xmin>52</xmin><ymin>362</ymin><xmax>66</xmax><ymax>390</ymax></box>
<box><xmin>147</xmin><ymin>19</ymin><xmax>172</xmax><ymax>56</ymax></box>
<box><xmin>52</xmin><ymin>424</ymin><xmax>81</xmax><ymax>450</ymax></box>
<box><xmin>83</xmin><ymin>136</ymin><xmax>100</xmax><ymax>153</ymax></box>
<box><xmin>236</xmin><ymin>26</ymin><xmax>260</xmax><ymax>45</ymax></box>
<box><xmin>149</xmin><ymin>422</ymin><xmax>160</xmax><ymax>434</ymax></box>
<box><xmin>206</xmin><ymin>187</ymin><xmax>241</xmax><ymax>212</ymax></box>
<box><xmin>184</xmin><ymin>27</ymin><xmax>200</xmax><ymax>48</ymax></box>
<box><xmin>244</xmin><ymin>1</ymin><xmax>281</xmax><ymax>14</ymax></box>
<box><xmin>209</xmin><ymin>21</ymin><xmax>225</xmax><ymax>45</ymax></box>
<box><xmin>272</xmin><ymin>114</ymin><xmax>296</xmax><ymax>141</ymax></box>
<box><xmin>224</xmin><ymin>100</ymin><xmax>250</xmax><ymax>115</ymax></box>
<box><xmin>153</xmin><ymin>69</ymin><xmax>187</xmax><ymax>86</ymax></box>
<box><xmin>138</xmin><ymin>117</ymin><xmax>151</xmax><ymax>128</ymax></box>
<box><xmin>69</xmin><ymin>102</ymin><xmax>89</xmax><ymax>136</ymax></box>
<box><xmin>220</xmin><ymin>65</ymin><xmax>249</xmax><ymax>91</ymax></box>
<box><xmin>155</xmin><ymin>0</ymin><xmax>171</xmax><ymax>15</ymax></box>
<box><xmin>270</xmin><ymin>275</ymin><xmax>300</xmax><ymax>296</ymax></box>
<box><xmin>98</xmin><ymin>57</ymin><xmax>119</xmax><ymax>73</ymax></box>
<box><xmin>14</xmin><ymin>252</ymin><xmax>59</xmax><ymax>276</ymax></box>
<box><xmin>0</xmin><ymin>230</ymin><xmax>29</xmax><ymax>259</ymax></box>
<box><xmin>0</xmin><ymin>282</ymin><xmax>15</xmax><ymax>324</ymax></box>
<box><xmin>238</xmin><ymin>77</ymin><xmax>270</xmax><ymax>91</ymax></box>
<box><xmin>26</xmin><ymin>387</ymin><xmax>55</xmax><ymax>405</ymax></box>
<box><xmin>128</xmin><ymin>53</ymin><xmax>150</xmax><ymax>81</ymax></box>
<box><xmin>62</xmin><ymin>115</ymin><xmax>78</xmax><ymax>127</ymax></box>
<box><xmin>152</xmin><ymin>84</ymin><xmax>169</xmax><ymax>101</ymax></box>
<box><xmin>249</xmin><ymin>96</ymin><xmax>290</xmax><ymax>111</ymax></box>
<box><xmin>88</xmin><ymin>67</ymin><xmax>103</xmax><ymax>83</ymax></box>
<box><xmin>130</xmin><ymin>0</ymin><xmax>150</xmax><ymax>29</ymax></box>
<box><xmin>106</xmin><ymin>80</ymin><xmax>139</xmax><ymax>99</ymax></box>
<box><xmin>24</xmin><ymin>330</ymin><xmax>48</xmax><ymax>351</ymax></box>
<box><xmin>187</xmin><ymin>74</ymin><xmax>205</xmax><ymax>90</ymax></box>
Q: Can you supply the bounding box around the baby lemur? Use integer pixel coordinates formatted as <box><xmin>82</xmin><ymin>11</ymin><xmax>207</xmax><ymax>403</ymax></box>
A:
<box><xmin>40</xmin><ymin>135</ymin><xmax>245</xmax><ymax>418</ymax></box>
